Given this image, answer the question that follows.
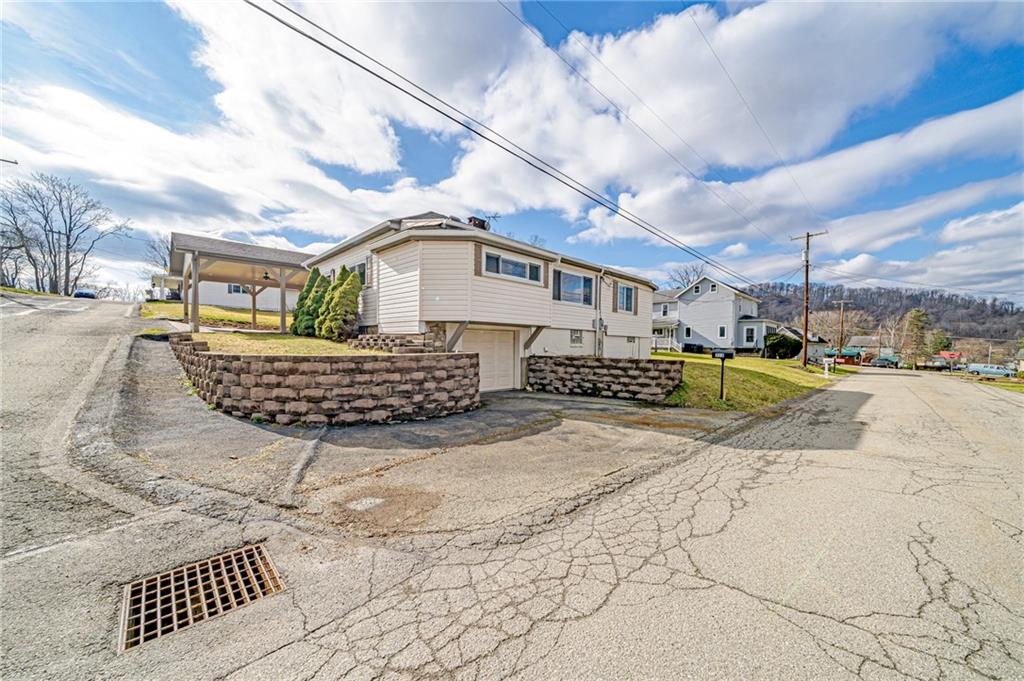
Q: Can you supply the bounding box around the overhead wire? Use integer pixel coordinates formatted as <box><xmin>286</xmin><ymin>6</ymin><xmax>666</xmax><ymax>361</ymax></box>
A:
<box><xmin>250</xmin><ymin>0</ymin><xmax>762</xmax><ymax>286</ymax></box>
<box><xmin>497</xmin><ymin>0</ymin><xmax>790</xmax><ymax>251</ymax></box>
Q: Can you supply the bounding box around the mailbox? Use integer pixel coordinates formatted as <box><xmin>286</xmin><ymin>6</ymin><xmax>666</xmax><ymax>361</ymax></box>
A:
<box><xmin>711</xmin><ymin>349</ymin><xmax>735</xmax><ymax>360</ymax></box>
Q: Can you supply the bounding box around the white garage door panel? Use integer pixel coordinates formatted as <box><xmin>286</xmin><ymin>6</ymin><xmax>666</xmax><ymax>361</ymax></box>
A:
<box><xmin>462</xmin><ymin>330</ymin><xmax>515</xmax><ymax>391</ymax></box>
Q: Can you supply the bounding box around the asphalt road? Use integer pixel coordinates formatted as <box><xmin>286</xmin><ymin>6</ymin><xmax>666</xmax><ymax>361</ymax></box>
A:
<box><xmin>1</xmin><ymin>297</ymin><xmax>1021</xmax><ymax>680</ymax></box>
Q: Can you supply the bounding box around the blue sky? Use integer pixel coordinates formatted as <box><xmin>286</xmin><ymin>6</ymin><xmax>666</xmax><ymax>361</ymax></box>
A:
<box><xmin>2</xmin><ymin>1</ymin><xmax>1022</xmax><ymax>298</ymax></box>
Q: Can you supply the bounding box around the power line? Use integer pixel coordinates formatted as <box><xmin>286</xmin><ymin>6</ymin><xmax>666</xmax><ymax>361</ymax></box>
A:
<box><xmin>688</xmin><ymin>13</ymin><xmax>839</xmax><ymax>254</ymax></box>
<box><xmin>249</xmin><ymin>0</ymin><xmax>762</xmax><ymax>286</ymax></box>
<box><xmin>533</xmin><ymin>1</ymin><xmax>791</xmax><ymax>249</ymax></box>
<box><xmin>498</xmin><ymin>0</ymin><xmax>789</xmax><ymax>251</ymax></box>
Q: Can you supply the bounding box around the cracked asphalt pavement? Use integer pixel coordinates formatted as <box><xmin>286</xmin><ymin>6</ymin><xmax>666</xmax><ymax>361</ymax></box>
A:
<box><xmin>1</xmin><ymin>296</ymin><xmax>1021</xmax><ymax>680</ymax></box>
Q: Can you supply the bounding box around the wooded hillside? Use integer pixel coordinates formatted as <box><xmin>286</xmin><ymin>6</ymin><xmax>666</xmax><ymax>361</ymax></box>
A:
<box><xmin>749</xmin><ymin>282</ymin><xmax>1023</xmax><ymax>341</ymax></box>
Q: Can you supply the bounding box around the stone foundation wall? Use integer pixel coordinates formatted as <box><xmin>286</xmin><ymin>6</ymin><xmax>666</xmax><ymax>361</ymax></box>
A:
<box><xmin>526</xmin><ymin>356</ymin><xmax>683</xmax><ymax>402</ymax></box>
<box><xmin>169</xmin><ymin>333</ymin><xmax>479</xmax><ymax>426</ymax></box>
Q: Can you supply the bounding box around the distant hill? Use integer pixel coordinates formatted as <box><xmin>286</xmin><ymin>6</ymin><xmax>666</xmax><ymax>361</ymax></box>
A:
<box><xmin>748</xmin><ymin>282</ymin><xmax>1024</xmax><ymax>341</ymax></box>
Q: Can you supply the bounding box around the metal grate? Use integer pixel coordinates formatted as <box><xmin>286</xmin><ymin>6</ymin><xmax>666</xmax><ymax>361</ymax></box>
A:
<box><xmin>119</xmin><ymin>544</ymin><xmax>284</xmax><ymax>652</ymax></box>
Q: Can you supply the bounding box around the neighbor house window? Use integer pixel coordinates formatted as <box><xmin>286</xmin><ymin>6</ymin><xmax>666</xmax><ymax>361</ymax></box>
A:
<box><xmin>745</xmin><ymin>327</ymin><xmax>755</xmax><ymax>343</ymax></box>
<box><xmin>661</xmin><ymin>303</ymin><xmax>668</xmax><ymax>317</ymax></box>
<box><xmin>766</xmin><ymin>325</ymin><xmax>777</xmax><ymax>335</ymax></box>
<box><xmin>228</xmin><ymin>284</ymin><xmax>243</xmax><ymax>294</ymax></box>
<box><xmin>486</xmin><ymin>252</ymin><xmax>541</xmax><ymax>282</ymax></box>
<box><xmin>692</xmin><ymin>284</ymin><xmax>701</xmax><ymax>294</ymax></box>
<box><xmin>626</xmin><ymin>336</ymin><xmax>636</xmax><ymax>343</ymax></box>
<box><xmin>718</xmin><ymin>325</ymin><xmax>727</xmax><ymax>338</ymax></box>
<box><xmin>710</xmin><ymin>283</ymin><xmax>718</xmax><ymax>293</ymax></box>
<box><xmin>569</xmin><ymin>329</ymin><xmax>584</xmax><ymax>347</ymax></box>
<box><xmin>552</xmin><ymin>269</ymin><xmax>593</xmax><ymax>305</ymax></box>
<box><xmin>617</xmin><ymin>284</ymin><xmax>634</xmax><ymax>313</ymax></box>
<box><xmin>684</xmin><ymin>326</ymin><xmax>692</xmax><ymax>339</ymax></box>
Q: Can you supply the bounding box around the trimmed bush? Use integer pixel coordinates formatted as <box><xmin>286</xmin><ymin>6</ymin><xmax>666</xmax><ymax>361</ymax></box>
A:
<box><xmin>294</xmin><ymin>276</ymin><xmax>330</xmax><ymax>337</ymax></box>
<box><xmin>315</xmin><ymin>266</ymin><xmax>349</xmax><ymax>338</ymax></box>
<box><xmin>764</xmin><ymin>332</ymin><xmax>802</xmax><ymax>359</ymax></box>
<box><xmin>320</xmin><ymin>271</ymin><xmax>362</xmax><ymax>341</ymax></box>
<box><xmin>290</xmin><ymin>267</ymin><xmax>321</xmax><ymax>335</ymax></box>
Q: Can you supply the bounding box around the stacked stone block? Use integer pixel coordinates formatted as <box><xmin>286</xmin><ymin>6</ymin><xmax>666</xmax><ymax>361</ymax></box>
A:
<box><xmin>525</xmin><ymin>356</ymin><xmax>683</xmax><ymax>402</ymax></box>
<box><xmin>168</xmin><ymin>333</ymin><xmax>479</xmax><ymax>426</ymax></box>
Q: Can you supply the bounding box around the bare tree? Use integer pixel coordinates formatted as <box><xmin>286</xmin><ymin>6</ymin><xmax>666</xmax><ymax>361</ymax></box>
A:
<box><xmin>666</xmin><ymin>262</ymin><xmax>706</xmax><ymax>289</ymax></box>
<box><xmin>807</xmin><ymin>309</ymin><xmax>875</xmax><ymax>346</ymax></box>
<box><xmin>0</xmin><ymin>174</ymin><xmax>129</xmax><ymax>295</ymax></box>
<box><xmin>527</xmin><ymin>234</ymin><xmax>546</xmax><ymax>248</ymax></box>
<box><xmin>143</xmin><ymin>233</ymin><xmax>172</xmax><ymax>272</ymax></box>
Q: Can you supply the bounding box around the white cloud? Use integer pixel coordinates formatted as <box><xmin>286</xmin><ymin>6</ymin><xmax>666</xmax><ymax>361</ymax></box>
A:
<box><xmin>940</xmin><ymin>202</ymin><xmax>1024</xmax><ymax>244</ymax></box>
<box><xmin>827</xmin><ymin>175</ymin><xmax>1022</xmax><ymax>253</ymax></box>
<box><xmin>721</xmin><ymin>242</ymin><xmax>750</xmax><ymax>257</ymax></box>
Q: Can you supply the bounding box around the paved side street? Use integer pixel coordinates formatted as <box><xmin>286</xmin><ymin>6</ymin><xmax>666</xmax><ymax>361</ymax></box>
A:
<box><xmin>1</xmin><ymin>297</ymin><xmax>1022</xmax><ymax>680</ymax></box>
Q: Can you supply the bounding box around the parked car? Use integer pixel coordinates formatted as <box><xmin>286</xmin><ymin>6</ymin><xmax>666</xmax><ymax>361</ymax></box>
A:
<box><xmin>72</xmin><ymin>289</ymin><xmax>97</xmax><ymax>299</ymax></box>
<box><xmin>966</xmin><ymin>363</ymin><xmax>1014</xmax><ymax>378</ymax></box>
<box><xmin>869</xmin><ymin>357</ymin><xmax>897</xmax><ymax>368</ymax></box>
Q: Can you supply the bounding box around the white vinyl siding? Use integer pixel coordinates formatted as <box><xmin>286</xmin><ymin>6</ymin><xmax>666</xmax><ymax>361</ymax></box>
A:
<box><xmin>420</xmin><ymin>241</ymin><xmax>471</xmax><ymax>321</ymax></box>
<box><xmin>315</xmin><ymin>241</ymin><xmax>387</xmax><ymax>327</ymax></box>
<box><xmin>190</xmin><ymin>281</ymin><xmax>298</xmax><ymax>312</ymax></box>
<box><xmin>376</xmin><ymin>242</ymin><xmax>420</xmax><ymax>333</ymax></box>
<box><xmin>470</xmin><ymin>246</ymin><xmax>551</xmax><ymax>327</ymax></box>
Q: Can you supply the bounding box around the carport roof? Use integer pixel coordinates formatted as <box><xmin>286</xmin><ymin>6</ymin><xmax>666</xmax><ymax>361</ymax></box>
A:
<box><xmin>168</xmin><ymin>232</ymin><xmax>310</xmax><ymax>290</ymax></box>
<box><xmin>169</xmin><ymin>233</ymin><xmax>309</xmax><ymax>274</ymax></box>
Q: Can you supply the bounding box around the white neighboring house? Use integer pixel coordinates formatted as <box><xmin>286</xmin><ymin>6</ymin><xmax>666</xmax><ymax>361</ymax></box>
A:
<box><xmin>151</xmin><ymin>276</ymin><xmax>299</xmax><ymax>311</ymax></box>
<box><xmin>652</xmin><ymin>276</ymin><xmax>786</xmax><ymax>353</ymax></box>
<box><xmin>305</xmin><ymin>212</ymin><xmax>656</xmax><ymax>391</ymax></box>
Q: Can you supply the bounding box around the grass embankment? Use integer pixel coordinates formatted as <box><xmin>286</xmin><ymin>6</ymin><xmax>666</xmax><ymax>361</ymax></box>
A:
<box><xmin>959</xmin><ymin>375</ymin><xmax>1024</xmax><ymax>394</ymax></box>
<box><xmin>0</xmin><ymin>286</ymin><xmax>59</xmax><ymax>297</ymax></box>
<box><xmin>141</xmin><ymin>301</ymin><xmax>292</xmax><ymax>330</ymax></box>
<box><xmin>653</xmin><ymin>351</ymin><xmax>845</xmax><ymax>411</ymax></box>
<box><xmin>195</xmin><ymin>332</ymin><xmax>384</xmax><ymax>356</ymax></box>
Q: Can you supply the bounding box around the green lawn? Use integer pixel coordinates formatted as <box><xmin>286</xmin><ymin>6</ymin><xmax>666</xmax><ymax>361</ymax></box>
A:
<box><xmin>142</xmin><ymin>300</ymin><xmax>292</xmax><ymax>330</ymax></box>
<box><xmin>195</xmin><ymin>332</ymin><xmax>383</xmax><ymax>356</ymax></box>
<box><xmin>957</xmin><ymin>375</ymin><xmax>1024</xmax><ymax>394</ymax></box>
<box><xmin>653</xmin><ymin>351</ymin><xmax>840</xmax><ymax>411</ymax></box>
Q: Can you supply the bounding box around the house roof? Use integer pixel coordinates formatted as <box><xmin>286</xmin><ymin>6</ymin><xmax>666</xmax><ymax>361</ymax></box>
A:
<box><xmin>846</xmin><ymin>335</ymin><xmax>880</xmax><ymax>348</ymax></box>
<box><xmin>783</xmin><ymin>326</ymin><xmax>827</xmax><ymax>343</ymax></box>
<box><xmin>306</xmin><ymin>212</ymin><xmax>658</xmax><ymax>290</ymax></box>
<box><xmin>654</xmin><ymin>276</ymin><xmax>760</xmax><ymax>302</ymax></box>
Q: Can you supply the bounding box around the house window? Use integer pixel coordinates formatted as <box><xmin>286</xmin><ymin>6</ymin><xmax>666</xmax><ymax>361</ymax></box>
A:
<box><xmin>718</xmin><ymin>325</ymin><xmax>727</xmax><ymax>339</ymax></box>
<box><xmin>710</xmin><ymin>283</ymin><xmax>718</xmax><ymax>293</ymax></box>
<box><xmin>552</xmin><ymin>269</ymin><xmax>593</xmax><ymax>305</ymax></box>
<box><xmin>684</xmin><ymin>326</ymin><xmax>692</xmax><ymax>339</ymax></box>
<box><xmin>661</xmin><ymin>303</ymin><xmax>668</xmax><ymax>317</ymax></box>
<box><xmin>485</xmin><ymin>252</ymin><xmax>541</xmax><ymax>282</ymax></box>
<box><xmin>227</xmin><ymin>284</ymin><xmax>243</xmax><ymax>294</ymax></box>
<box><xmin>766</xmin><ymin>325</ymin><xmax>777</xmax><ymax>335</ymax></box>
<box><xmin>745</xmin><ymin>327</ymin><xmax>755</xmax><ymax>343</ymax></box>
<box><xmin>692</xmin><ymin>284</ymin><xmax>701</xmax><ymax>294</ymax></box>
<box><xmin>355</xmin><ymin>262</ymin><xmax>366</xmax><ymax>285</ymax></box>
<box><xmin>569</xmin><ymin>329</ymin><xmax>583</xmax><ymax>347</ymax></box>
<box><xmin>617</xmin><ymin>284</ymin><xmax>634</xmax><ymax>313</ymax></box>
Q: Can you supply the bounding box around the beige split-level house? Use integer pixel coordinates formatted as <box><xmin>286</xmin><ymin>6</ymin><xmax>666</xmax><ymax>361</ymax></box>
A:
<box><xmin>169</xmin><ymin>212</ymin><xmax>656</xmax><ymax>392</ymax></box>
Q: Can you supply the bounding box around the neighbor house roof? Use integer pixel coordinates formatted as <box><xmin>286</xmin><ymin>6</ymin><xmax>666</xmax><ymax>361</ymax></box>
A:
<box><xmin>846</xmin><ymin>335</ymin><xmax>880</xmax><ymax>348</ymax></box>
<box><xmin>655</xmin><ymin>276</ymin><xmax>760</xmax><ymax>302</ymax></box>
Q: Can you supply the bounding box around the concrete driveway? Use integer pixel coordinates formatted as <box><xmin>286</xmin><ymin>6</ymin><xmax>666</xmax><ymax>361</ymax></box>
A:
<box><xmin>2</xmin><ymin>301</ymin><xmax>1021</xmax><ymax>680</ymax></box>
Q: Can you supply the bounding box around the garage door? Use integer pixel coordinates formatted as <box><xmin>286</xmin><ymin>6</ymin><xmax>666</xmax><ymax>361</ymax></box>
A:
<box><xmin>462</xmin><ymin>329</ymin><xmax>516</xmax><ymax>392</ymax></box>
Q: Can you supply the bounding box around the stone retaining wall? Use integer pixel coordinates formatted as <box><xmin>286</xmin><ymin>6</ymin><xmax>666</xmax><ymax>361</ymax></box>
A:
<box><xmin>168</xmin><ymin>333</ymin><xmax>479</xmax><ymax>426</ymax></box>
<box><xmin>525</xmin><ymin>355</ymin><xmax>683</xmax><ymax>402</ymax></box>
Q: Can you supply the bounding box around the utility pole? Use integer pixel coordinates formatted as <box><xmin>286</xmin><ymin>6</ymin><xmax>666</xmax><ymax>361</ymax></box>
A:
<box><xmin>791</xmin><ymin>231</ymin><xmax>828</xmax><ymax>366</ymax></box>
<box><xmin>834</xmin><ymin>299</ymin><xmax>852</xmax><ymax>358</ymax></box>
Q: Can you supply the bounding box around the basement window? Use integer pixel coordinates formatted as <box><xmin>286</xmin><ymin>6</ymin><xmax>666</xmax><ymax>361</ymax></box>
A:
<box><xmin>570</xmin><ymin>329</ymin><xmax>583</xmax><ymax>347</ymax></box>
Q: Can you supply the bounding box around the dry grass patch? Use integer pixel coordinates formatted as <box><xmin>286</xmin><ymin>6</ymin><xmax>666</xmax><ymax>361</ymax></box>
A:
<box><xmin>195</xmin><ymin>332</ymin><xmax>384</xmax><ymax>356</ymax></box>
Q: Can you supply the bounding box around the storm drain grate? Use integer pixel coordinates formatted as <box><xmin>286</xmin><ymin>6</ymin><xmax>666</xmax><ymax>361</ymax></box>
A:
<box><xmin>119</xmin><ymin>544</ymin><xmax>284</xmax><ymax>652</ymax></box>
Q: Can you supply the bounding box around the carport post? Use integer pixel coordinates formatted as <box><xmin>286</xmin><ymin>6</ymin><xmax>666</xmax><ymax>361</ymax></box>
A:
<box><xmin>250</xmin><ymin>287</ymin><xmax>258</xmax><ymax>330</ymax></box>
<box><xmin>190</xmin><ymin>253</ymin><xmax>200</xmax><ymax>332</ymax></box>
<box><xmin>278</xmin><ymin>268</ymin><xmax>287</xmax><ymax>334</ymax></box>
<box><xmin>182</xmin><ymin>273</ymin><xmax>189</xmax><ymax>320</ymax></box>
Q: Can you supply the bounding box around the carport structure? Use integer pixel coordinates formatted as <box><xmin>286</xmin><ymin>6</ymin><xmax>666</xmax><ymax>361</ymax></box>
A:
<box><xmin>169</xmin><ymin>232</ymin><xmax>310</xmax><ymax>332</ymax></box>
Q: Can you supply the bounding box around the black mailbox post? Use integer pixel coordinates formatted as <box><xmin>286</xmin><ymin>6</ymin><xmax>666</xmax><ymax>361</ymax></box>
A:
<box><xmin>710</xmin><ymin>349</ymin><xmax>735</xmax><ymax>400</ymax></box>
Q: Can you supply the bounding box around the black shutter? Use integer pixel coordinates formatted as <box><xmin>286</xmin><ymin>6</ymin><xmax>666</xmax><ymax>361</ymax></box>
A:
<box><xmin>552</xmin><ymin>269</ymin><xmax>561</xmax><ymax>301</ymax></box>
